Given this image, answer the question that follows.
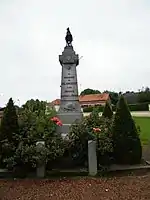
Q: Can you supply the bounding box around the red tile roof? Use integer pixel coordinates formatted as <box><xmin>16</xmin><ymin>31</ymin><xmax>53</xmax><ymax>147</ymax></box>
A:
<box><xmin>79</xmin><ymin>93</ymin><xmax>109</xmax><ymax>102</ymax></box>
<box><xmin>50</xmin><ymin>93</ymin><xmax>109</xmax><ymax>106</ymax></box>
<box><xmin>50</xmin><ymin>99</ymin><xmax>60</xmax><ymax>106</ymax></box>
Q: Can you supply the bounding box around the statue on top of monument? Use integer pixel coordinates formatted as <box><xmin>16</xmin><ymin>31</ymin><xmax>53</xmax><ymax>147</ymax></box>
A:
<box><xmin>65</xmin><ymin>27</ymin><xmax>73</xmax><ymax>46</ymax></box>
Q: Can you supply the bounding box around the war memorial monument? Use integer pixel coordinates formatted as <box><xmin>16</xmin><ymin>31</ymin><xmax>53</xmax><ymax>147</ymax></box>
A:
<box><xmin>57</xmin><ymin>28</ymin><xmax>83</xmax><ymax>135</ymax></box>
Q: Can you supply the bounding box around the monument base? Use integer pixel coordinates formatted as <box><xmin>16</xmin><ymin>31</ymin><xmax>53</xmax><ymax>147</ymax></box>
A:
<box><xmin>56</xmin><ymin>112</ymin><xmax>83</xmax><ymax>135</ymax></box>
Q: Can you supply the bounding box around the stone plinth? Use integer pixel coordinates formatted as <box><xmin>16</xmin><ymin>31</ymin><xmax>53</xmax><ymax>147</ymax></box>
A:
<box><xmin>57</xmin><ymin>45</ymin><xmax>83</xmax><ymax>135</ymax></box>
<box><xmin>88</xmin><ymin>140</ymin><xmax>97</xmax><ymax>176</ymax></box>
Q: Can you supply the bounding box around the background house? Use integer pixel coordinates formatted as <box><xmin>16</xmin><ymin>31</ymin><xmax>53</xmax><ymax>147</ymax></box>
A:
<box><xmin>50</xmin><ymin>93</ymin><xmax>110</xmax><ymax>111</ymax></box>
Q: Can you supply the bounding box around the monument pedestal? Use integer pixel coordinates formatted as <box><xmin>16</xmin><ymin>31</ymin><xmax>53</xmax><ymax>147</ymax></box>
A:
<box><xmin>57</xmin><ymin>112</ymin><xmax>83</xmax><ymax>134</ymax></box>
<box><xmin>56</xmin><ymin>30</ymin><xmax>83</xmax><ymax>135</ymax></box>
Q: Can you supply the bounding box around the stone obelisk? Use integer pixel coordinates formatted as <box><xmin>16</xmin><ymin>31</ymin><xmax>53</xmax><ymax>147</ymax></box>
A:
<box><xmin>57</xmin><ymin>28</ymin><xmax>83</xmax><ymax>135</ymax></box>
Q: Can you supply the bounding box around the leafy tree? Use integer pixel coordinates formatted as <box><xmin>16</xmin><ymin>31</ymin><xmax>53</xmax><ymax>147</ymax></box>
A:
<box><xmin>112</xmin><ymin>95</ymin><xmax>142</xmax><ymax>164</ymax></box>
<box><xmin>104</xmin><ymin>91</ymin><xmax>119</xmax><ymax>105</ymax></box>
<box><xmin>123</xmin><ymin>91</ymin><xmax>138</xmax><ymax>104</ymax></box>
<box><xmin>0</xmin><ymin>98</ymin><xmax>19</xmax><ymax>167</ymax></box>
<box><xmin>80</xmin><ymin>88</ymin><xmax>101</xmax><ymax>95</ymax></box>
<box><xmin>138</xmin><ymin>87</ymin><xmax>150</xmax><ymax>103</ymax></box>
<box><xmin>3</xmin><ymin>99</ymin><xmax>65</xmax><ymax>175</ymax></box>
<box><xmin>102</xmin><ymin>101</ymin><xmax>113</xmax><ymax>119</ymax></box>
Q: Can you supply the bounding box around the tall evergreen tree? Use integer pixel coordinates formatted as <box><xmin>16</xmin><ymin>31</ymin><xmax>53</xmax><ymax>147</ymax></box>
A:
<box><xmin>102</xmin><ymin>101</ymin><xmax>113</xmax><ymax>119</ymax></box>
<box><xmin>0</xmin><ymin>98</ymin><xmax>19</xmax><ymax>167</ymax></box>
<box><xmin>0</xmin><ymin>98</ymin><xmax>19</xmax><ymax>143</ymax></box>
<box><xmin>112</xmin><ymin>95</ymin><xmax>142</xmax><ymax>164</ymax></box>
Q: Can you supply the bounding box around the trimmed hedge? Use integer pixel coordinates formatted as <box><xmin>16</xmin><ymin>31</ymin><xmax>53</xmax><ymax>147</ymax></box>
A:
<box><xmin>128</xmin><ymin>103</ymin><xmax>149</xmax><ymax>111</ymax></box>
<box><xmin>83</xmin><ymin>106</ymin><xmax>104</xmax><ymax>113</ymax></box>
<box><xmin>83</xmin><ymin>103</ymin><xmax>149</xmax><ymax>112</ymax></box>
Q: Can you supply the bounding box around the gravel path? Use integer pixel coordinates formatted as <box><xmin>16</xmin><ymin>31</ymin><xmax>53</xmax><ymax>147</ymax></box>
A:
<box><xmin>1</xmin><ymin>176</ymin><xmax>150</xmax><ymax>199</ymax></box>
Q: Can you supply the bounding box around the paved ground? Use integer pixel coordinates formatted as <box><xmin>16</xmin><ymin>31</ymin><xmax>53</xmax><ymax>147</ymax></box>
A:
<box><xmin>83</xmin><ymin>111</ymin><xmax>150</xmax><ymax>117</ymax></box>
<box><xmin>1</xmin><ymin>176</ymin><xmax>150</xmax><ymax>199</ymax></box>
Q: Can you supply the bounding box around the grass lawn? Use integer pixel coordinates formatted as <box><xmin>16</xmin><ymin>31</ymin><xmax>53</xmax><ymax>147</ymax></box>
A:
<box><xmin>133</xmin><ymin>117</ymin><xmax>150</xmax><ymax>145</ymax></box>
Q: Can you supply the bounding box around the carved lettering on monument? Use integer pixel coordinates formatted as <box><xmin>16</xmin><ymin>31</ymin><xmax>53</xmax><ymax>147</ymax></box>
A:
<box><xmin>61</xmin><ymin>95</ymin><xmax>70</xmax><ymax>97</ymax></box>
<box><xmin>62</xmin><ymin>94</ymin><xmax>78</xmax><ymax>97</ymax></box>
<box><xmin>64</xmin><ymin>76</ymin><xmax>74</xmax><ymax>79</ymax></box>
<box><xmin>62</xmin><ymin>82</ymin><xmax>77</xmax><ymax>85</ymax></box>
<box><xmin>64</xmin><ymin>90</ymin><xmax>74</xmax><ymax>93</ymax></box>
<box><xmin>71</xmin><ymin>94</ymin><xmax>78</xmax><ymax>97</ymax></box>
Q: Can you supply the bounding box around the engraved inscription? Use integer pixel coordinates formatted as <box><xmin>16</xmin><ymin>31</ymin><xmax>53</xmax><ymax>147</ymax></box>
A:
<box><xmin>64</xmin><ymin>90</ymin><xmax>74</xmax><ymax>93</ymax></box>
<box><xmin>62</xmin><ymin>82</ymin><xmax>77</xmax><ymax>85</ymax></box>
<box><xmin>61</xmin><ymin>94</ymin><xmax>78</xmax><ymax>98</ymax></box>
<box><xmin>71</xmin><ymin>94</ymin><xmax>78</xmax><ymax>97</ymax></box>
<box><xmin>64</xmin><ymin>76</ymin><xmax>74</xmax><ymax>79</ymax></box>
<box><xmin>61</xmin><ymin>95</ymin><xmax>70</xmax><ymax>97</ymax></box>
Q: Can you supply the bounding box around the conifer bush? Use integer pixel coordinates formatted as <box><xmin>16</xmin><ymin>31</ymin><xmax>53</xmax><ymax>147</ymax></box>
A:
<box><xmin>102</xmin><ymin>101</ymin><xmax>113</xmax><ymax>119</ymax></box>
<box><xmin>112</xmin><ymin>95</ymin><xmax>142</xmax><ymax>164</ymax></box>
<box><xmin>0</xmin><ymin>98</ymin><xmax>19</xmax><ymax>167</ymax></box>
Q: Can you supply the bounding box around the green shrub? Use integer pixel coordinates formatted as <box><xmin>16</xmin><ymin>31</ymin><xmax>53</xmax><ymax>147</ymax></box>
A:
<box><xmin>83</xmin><ymin>102</ymin><xmax>149</xmax><ymax>113</ymax></box>
<box><xmin>128</xmin><ymin>103</ymin><xmax>149</xmax><ymax>111</ymax></box>
<box><xmin>2</xmin><ymin>99</ymin><xmax>65</xmax><ymax>175</ymax></box>
<box><xmin>69</xmin><ymin>108</ymin><xmax>113</xmax><ymax>168</ymax></box>
<box><xmin>102</xmin><ymin>101</ymin><xmax>113</xmax><ymax>119</ymax></box>
<box><xmin>112</xmin><ymin>95</ymin><xmax>142</xmax><ymax>164</ymax></box>
<box><xmin>111</xmin><ymin>103</ymin><xmax>149</xmax><ymax>112</ymax></box>
<box><xmin>83</xmin><ymin>106</ymin><xmax>104</xmax><ymax>113</ymax></box>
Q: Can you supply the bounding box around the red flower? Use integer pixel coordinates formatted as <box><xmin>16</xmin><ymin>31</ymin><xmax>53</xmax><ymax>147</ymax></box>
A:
<box><xmin>51</xmin><ymin>117</ymin><xmax>59</xmax><ymax>122</ymax></box>
<box><xmin>56</xmin><ymin>121</ymin><xmax>63</xmax><ymax>126</ymax></box>
<box><xmin>51</xmin><ymin>117</ymin><xmax>63</xmax><ymax>126</ymax></box>
<box><xmin>93</xmin><ymin>127</ymin><xmax>101</xmax><ymax>133</ymax></box>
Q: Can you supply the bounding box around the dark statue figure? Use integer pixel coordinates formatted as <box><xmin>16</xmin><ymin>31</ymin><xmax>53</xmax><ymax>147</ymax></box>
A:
<box><xmin>65</xmin><ymin>27</ymin><xmax>73</xmax><ymax>46</ymax></box>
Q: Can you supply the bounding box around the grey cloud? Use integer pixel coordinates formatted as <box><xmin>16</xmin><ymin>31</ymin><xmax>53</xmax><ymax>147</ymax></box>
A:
<box><xmin>0</xmin><ymin>0</ymin><xmax>149</xmax><ymax>106</ymax></box>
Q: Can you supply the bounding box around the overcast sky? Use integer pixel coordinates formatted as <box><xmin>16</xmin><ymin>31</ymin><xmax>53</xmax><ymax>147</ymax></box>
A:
<box><xmin>0</xmin><ymin>0</ymin><xmax>150</xmax><ymax>106</ymax></box>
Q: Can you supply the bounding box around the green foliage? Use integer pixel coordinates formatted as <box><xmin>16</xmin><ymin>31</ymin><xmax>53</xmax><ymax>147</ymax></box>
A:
<box><xmin>112</xmin><ymin>95</ymin><xmax>142</xmax><ymax>164</ymax></box>
<box><xmin>128</xmin><ymin>103</ymin><xmax>149</xmax><ymax>111</ymax></box>
<box><xmin>22</xmin><ymin>99</ymin><xmax>46</xmax><ymax>113</ymax></box>
<box><xmin>0</xmin><ymin>98</ymin><xmax>19</xmax><ymax>167</ymax></box>
<box><xmin>83</xmin><ymin>103</ymin><xmax>149</xmax><ymax>113</ymax></box>
<box><xmin>80</xmin><ymin>88</ymin><xmax>101</xmax><ymax>95</ymax></box>
<box><xmin>102</xmin><ymin>101</ymin><xmax>113</xmax><ymax>119</ymax></box>
<box><xmin>83</xmin><ymin>106</ymin><xmax>104</xmax><ymax>113</ymax></box>
<box><xmin>138</xmin><ymin>87</ymin><xmax>150</xmax><ymax>103</ymax></box>
<box><xmin>0</xmin><ymin>98</ymin><xmax>19</xmax><ymax>142</ymax></box>
<box><xmin>3</xmin><ymin>99</ymin><xmax>65</xmax><ymax>173</ymax></box>
<box><xmin>104</xmin><ymin>91</ymin><xmax>119</xmax><ymax>106</ymax></box>
<box><xmin>69</xmin><ymin>108</ymin><xmax>113</xmax><ymax>167</ymax></box>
